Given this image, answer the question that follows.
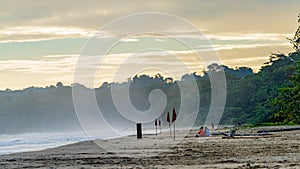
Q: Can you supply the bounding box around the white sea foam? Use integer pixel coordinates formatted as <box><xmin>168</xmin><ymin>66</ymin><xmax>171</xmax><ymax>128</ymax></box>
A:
<box><xmin>0</xmin><ymin>132</ymin><xmax>90</xmax><ymax>155</ymax></box>
<box><xmin>0</xmin><ymin>129</ymin><xmax>158</xmax><ymax>155</ymax></box>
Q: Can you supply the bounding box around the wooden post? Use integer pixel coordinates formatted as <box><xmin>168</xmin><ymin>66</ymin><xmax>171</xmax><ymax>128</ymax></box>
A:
<box><xmin>136</xmin><ymin>123</ymin><xmax>142</xmax><ymax>139</ymax></box>
<box><xmin>159</xmin><ymin>120</ymin><xmax>161</xmax><ymax>133</ymax></box>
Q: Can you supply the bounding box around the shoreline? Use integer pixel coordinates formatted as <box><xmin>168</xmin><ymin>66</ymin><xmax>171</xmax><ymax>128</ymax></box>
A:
<box><xmin>0</xmin><ymin>126</ymin><xmax>299</xmax><ymax>168</ymax></box>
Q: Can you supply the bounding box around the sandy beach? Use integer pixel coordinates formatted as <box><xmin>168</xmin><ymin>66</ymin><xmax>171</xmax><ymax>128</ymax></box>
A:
<box><xmin>0</xmin><ymin>126</ymin><xmax>299</xmax><ymax>169</ymax></box>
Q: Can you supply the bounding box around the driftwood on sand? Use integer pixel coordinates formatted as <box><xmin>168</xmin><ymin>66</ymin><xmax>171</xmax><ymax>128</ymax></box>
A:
<box><xmin>222</xmin><ymin>134</ymin><xmax>281</xmax><ymax>139</ymax></box>
<box><xmin>257</xmin><ymin>127</ymin><xmax>300</xmax><ymax>133</ymax></box>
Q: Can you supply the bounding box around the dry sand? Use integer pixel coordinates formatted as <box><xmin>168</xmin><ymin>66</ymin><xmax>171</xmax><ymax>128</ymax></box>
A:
<box><xmin>0</xmin><ymin>126</ymin><xmax>299</xmax><ymax>169</ymax></box>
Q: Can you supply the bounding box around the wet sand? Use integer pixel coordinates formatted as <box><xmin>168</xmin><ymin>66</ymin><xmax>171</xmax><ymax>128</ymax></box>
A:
<box><xmin>0</xmin><ymin>126</ymin><xmax>299</xmax><ymax>169</ymax></box>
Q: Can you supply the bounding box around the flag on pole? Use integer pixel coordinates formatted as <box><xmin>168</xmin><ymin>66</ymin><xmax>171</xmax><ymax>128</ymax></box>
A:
<box><xmin>172</xmin><ymin>107</ymin><xmax>177</xmax><ymax>122</ymax></box>
<box><xmin>167</xmin><ymin>112</ymin><xmax>170</xmax><ymax>123</ymax></box>
<box><xmin>159</xmin><ymin>120</ymin><xmax>161</xmax><ymax>133</ymax></box>
<box><xmin>167</xmin><ymin>112</ymin><xmax>172</xmax><ymax>139</ymax></box>
<box><xmin>172</xmin><ymin>108</ymin><xmax>177</xmax><ymax>141</ymax></box>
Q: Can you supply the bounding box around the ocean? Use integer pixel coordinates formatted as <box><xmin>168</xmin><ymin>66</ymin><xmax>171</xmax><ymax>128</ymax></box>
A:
<box><xmin>0</xmin><ymin>129</ymin><xmax>159</xmax><ymax>155</ymax></box>
<box><xmin>0</xmin><ymin>132</ymin><xmax>91</xmax><ymax>155</ymax></box>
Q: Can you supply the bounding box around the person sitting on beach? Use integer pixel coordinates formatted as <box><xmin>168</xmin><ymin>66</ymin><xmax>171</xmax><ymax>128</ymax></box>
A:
<box><xmin>195</xmin><ymin>127</ymin><xmax>205</xmax><ymax>137</ymax></box>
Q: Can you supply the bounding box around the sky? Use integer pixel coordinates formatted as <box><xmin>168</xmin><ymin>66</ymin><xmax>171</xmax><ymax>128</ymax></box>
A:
<box><xmin>0</xmin><ymin>0</ymin><xmax>299</xmax><ymax>90</ymax></box>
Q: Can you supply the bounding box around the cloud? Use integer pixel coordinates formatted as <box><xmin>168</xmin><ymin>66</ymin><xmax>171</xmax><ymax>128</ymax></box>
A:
<box><xmin>0</xmin><ymin>26</ymin><xmax>100</xmax><ymax>43</ymax></box>
<box><xmin>0</xmin><ymin>44</ymin><xmax>287</xmax><ymax>77</ymax></box>
<box><xmin>0</xmin><ymin>44</ymin><xmax>290</xmax><ymax>89</ymax></box>
<box><xmin>0</xmin><ymin>50</ymin><xmax>210</xmax><ymax>86</ymax></box>
<box><xmin>0</xmin><ymin>26</ymin><xmax>206</xmax><ymax>43</ymax></box>
<box><xmin>176</xmin><ymin>33</ymin><xmax>293</xmax><ymax>41</ymax></box>
<box><xmin>212</xmin><ymin>43</ymin><xmax>290</xmax><ymax>51</ymax></box>
<box><xmin>120</xmin><ymin>38</ymin><xmax>139</xmax><ymax>42</ymax></box>
<box><xmin>222</xmin><ymin>56</ymin><xmax>267</xmax><ymax>64</ymax></box>
<box><xmin>0</xmin><ymin>56</ymin><xmax>77</xmax><ymax>74</ymax></box>
<box><xmin>0</xmin><ymin>0</ymin><xmax>298</xmax><ymax>43</ymax></box>
<box><xmin>0</xmin><ymin>0</ymin><xmax>298</xmax><ymax>40</ymax></box>
<box><xmin>42</xmin><ymin>54</ymin><xmax>78</xmax><ymax>58</ymax></box>
<box><xmin>206</xmin><ymin>33</ymin><xmax>293</xmax><ymax>41</ymax></box>
<box><xmin>193</xmin><ymin>33</ymin><xmax>292</xmax><ymax>51</ymax></box>
<box><xmin>155</xmin><ymin>38</ymin><xmax>165</xmax><ymax>42</ymax></box>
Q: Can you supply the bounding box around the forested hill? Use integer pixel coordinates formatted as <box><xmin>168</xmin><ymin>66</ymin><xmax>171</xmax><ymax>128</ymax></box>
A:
<box><xmin>224</xmin><ymin>51</ymin><xmax>300</xmax><ymax>125</ymax></box>
<box><xmin>0</xmin><ymin>50</ymin><xmax>299</xmax><ymax>134</ymax></box>
<box><xmin>0</xmin><ymin>65</ymin><xmax>253</xmax><ymax>134</ymax></box>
